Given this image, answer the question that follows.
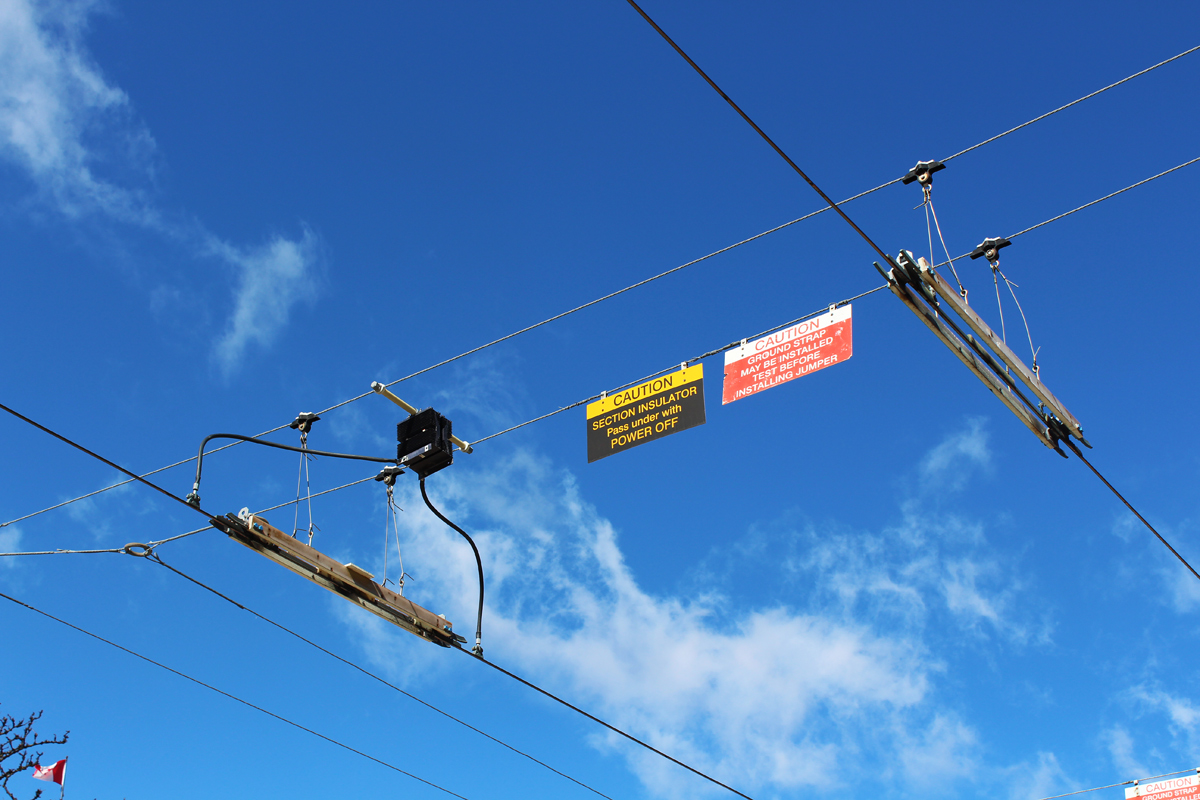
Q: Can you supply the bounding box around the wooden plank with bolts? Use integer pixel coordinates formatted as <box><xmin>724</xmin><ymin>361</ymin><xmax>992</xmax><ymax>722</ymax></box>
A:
<box><xmin>228</xmin><ymin>514</ymin><xmax>460</xmax><ymax>646</ymax></box>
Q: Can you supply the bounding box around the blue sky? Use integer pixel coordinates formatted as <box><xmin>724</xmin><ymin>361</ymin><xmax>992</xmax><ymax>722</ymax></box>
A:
<box><xmin>1</xmin><ymin>1</ymin><xmax>1198</xmax><ymax>798</ymax></box>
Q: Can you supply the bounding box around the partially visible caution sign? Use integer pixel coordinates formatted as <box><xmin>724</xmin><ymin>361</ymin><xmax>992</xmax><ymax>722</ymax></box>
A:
<box><xmin>586</xmin><ymin>365</ymin><xmax>706</xmax><ymax>462</ymax></box>
<box><xmin>722</xmin><ymin>305</ymin><xmax>852</xmax><ymax>404</ymax></box>
<box><xmin>1126</xmin><ymin>776</ymin><xmax>1200</xmax><ymax>800</ymax></box>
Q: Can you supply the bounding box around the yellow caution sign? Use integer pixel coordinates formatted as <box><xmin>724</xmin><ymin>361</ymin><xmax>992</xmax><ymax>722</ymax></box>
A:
<box><xmin>585</xmin><ymin>365</ymin><xmax>706</xmax><ymax>462</ymax></box>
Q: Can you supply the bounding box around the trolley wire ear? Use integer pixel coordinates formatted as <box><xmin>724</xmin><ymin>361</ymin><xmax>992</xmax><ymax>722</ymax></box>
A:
<box><xmin>420</xmin><ymin>477</ymin><xmax>485</xmax><ymax>657</ymax></box>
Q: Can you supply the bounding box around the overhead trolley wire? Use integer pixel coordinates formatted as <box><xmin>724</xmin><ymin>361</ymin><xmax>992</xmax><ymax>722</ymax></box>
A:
<box><xmin>0</xmin><ymin>404</ymin><xmax>750</xmax><ymax>800</ymax></box>
<box><xmin>0</xmin><ymin>589</ymin><xmax>474</xmax><ymax>800</ymax></box>
<box><xmin>1066</xmin><ymin>442</ymin><xmax>1200</xmax><ymax>583</ymax></box>
<box><xmin>623</xmin><ymin>0</ymin><xmax>891</xmax><ymax>264</ymax></box>
<box><xmin>465</xmin><ymin>650</ymin><xmax>756</xmax><ymax>800</ymax></box>
<box><xmin>3</xmin><ymin>44</ymin><xmax>1194</xmax><ymax>533</ymax></box>
<box><xmin>147</xmin><ymin>554</ymin><xmax>616</xmax><ymax>800</ymax></box>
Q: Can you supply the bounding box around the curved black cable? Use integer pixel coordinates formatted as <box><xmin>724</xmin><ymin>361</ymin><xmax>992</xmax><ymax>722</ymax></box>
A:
<box><xmin>187</xmin><ymin>433</ymin><xmax>396</xmax><ymax>506</ymax></box>
<box><xmin>420</xmin><ymin>478</ymin><xmax>485</xmax><ymax>657</ymax></box>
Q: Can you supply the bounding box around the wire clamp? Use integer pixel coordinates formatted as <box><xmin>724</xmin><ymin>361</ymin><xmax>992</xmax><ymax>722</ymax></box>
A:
<box><xmin>902</xmin><ymin>159</ymin><xmax>945</xmax><ymax>202</ymax></box>
<box><xmin>969</xmin><ymin>236</ymin><xmax>1011</xmax><ymax>265</ymax></box>
<box><xmin>289</xmin><ymin>412</ymin><xmax>321</xmax><ymax>434</ymax></box>
<box><xmin>375</xmin><ymin>465</ymin><xmax>405</xmax><ymax>487</ymax></box>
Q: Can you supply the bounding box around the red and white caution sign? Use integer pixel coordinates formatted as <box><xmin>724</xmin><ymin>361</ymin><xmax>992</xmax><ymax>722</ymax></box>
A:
<box><xmin>722</xmin><ymin>305</ymin><xmax>852</xmax><ymax>404</ymax></box>
<box><xmin>1126</xmin><ymin>775</ymin><xmax>1200</xmax><ymax>800</ymax></box>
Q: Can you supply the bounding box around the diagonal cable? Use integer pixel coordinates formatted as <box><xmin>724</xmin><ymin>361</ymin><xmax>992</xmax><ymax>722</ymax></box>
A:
<box><xmin>0</xmin><ymin>589</ymin><xmax>473</xmax><ymax>800</ymax></box>
<box><xmin>148</xmin><ymin>554</ymin><xmax>615</xmax><ymax>800</ymax></box>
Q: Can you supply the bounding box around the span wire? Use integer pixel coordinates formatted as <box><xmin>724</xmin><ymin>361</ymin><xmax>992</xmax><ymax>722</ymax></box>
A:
<box><xmin>930</xmin><ymin>156</ymin><xmax>1200</xmax><ymax>270</ymax></box>
<box><xmin>470</xmin><ymin>285</ymin><xmax>884</xmax><ymax>446</ymax></box>
<box><xmin>5</xmin><ymin>45</ymin><xmax>1195</xmax><ymax>532</ymax></box>
<box><xmin>0</xmin><ymin>475</ymin><xmax>378</xmax><ymax>557</ymax></box>
<box><xmin>0</xmin><ymin>589</ymin><xmax>474</xmax><ymax>800</ymax></box>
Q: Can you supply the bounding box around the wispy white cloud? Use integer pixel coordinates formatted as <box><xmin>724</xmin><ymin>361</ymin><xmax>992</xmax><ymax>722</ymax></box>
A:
<box><xmin>1104</xmin><ymin>726</ymin><xmax>1148</xmax><ymax>777</ymax></box>
<box><xmin>210</xmin><ymin>230</ymin><xmax>320</xmax><ymax>376</ymax></box>
<box><xmin>0</xmin><ymin>0</ymin><xmax>320</xmax><ymax>375</ymax></box>
<box><xmin>0</xmin><ymin>526</ymin><xmax>23</xmax><ymax>563</ymax></box>
<box><xmin>921</xmin><ymin>416</ymin><xmax>992</xmax><ymax>490</ymax></box>
<box><xmin>785</xmin><ymin>503</ymin><xmax>1036</xmax><ymax>644</ymax></box>
<box><xmin>0</xmin><ymin>0</ymin><xmax>155</xmax><ymax>222</ymax></box>
<box><xmin>1132</xmin><ymin>686</ymin><xmax>1200</xmax><ymax>758</ymax></box>
<box><xmin>896</xmin><ymin>713</ymin><xmax>979</xmax><ymax>786</ymax></box>
<box><xmin>1005</xmin><ymin>751</ymin><xmax>1073</xmax><ymax>800</ymax></box>
<box><xmin>360</xmin><ymin>447</ymin><xmax>995</xmax><ymax>797</ymax></box>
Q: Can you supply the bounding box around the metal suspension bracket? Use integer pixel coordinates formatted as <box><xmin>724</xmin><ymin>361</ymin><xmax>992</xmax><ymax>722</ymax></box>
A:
<box><xmin>903</xmin><ymin>159</ymin><xmax>945</xmax><ymax>202</ymax></box>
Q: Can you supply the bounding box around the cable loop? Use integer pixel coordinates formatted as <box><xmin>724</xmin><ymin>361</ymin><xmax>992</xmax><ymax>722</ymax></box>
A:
<box><xmin>122</xmin><ymin>542</ymin><xmax>155</xmax><ymax>558</ymax></box>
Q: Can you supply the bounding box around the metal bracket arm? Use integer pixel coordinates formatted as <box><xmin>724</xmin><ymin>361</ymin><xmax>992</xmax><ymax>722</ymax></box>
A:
<box><xmin>371</xmin><ymin>382</ymin><xmax>474</xmax><ymax>454</ymax></box>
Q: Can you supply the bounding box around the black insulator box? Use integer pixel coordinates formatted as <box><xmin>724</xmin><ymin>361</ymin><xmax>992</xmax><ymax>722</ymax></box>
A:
<box><xmin>397</xmin><ymin>408</ymin><xmax>454</xmax><ymax>478</ymax></box>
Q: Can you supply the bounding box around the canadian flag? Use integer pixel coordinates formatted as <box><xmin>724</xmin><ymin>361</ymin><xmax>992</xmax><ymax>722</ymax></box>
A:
<box><xmin>32</xmin><ymin>758</ymin><xmax>67</xmax><ymax>785</ymax></box>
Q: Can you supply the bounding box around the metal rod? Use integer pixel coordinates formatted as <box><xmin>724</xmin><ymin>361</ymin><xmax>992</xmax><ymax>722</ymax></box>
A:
<box><xmin>371</xmin><ymin>382</ymin><xmax>473</xmax><ymax>454</ymax></box>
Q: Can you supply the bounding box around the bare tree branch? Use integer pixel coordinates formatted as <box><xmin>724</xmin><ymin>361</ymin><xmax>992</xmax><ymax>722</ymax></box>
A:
<box><xmin>1</xmin><ymin>706</ymin><xmax>68</xmax><ymax>800</ymax></box>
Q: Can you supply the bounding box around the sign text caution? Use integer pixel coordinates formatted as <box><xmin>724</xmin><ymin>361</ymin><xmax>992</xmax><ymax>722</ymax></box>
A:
<box><xmin>586</xmin><ymin>365</ymin><xmax>705</xmax><ymax>462</ymax></box>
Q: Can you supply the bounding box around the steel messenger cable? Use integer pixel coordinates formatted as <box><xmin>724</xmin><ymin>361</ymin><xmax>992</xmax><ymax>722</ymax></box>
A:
<box><xmin>3</xmin><ymin>165</ymin><xmax>1197</xmax><ymax>797</ymax></box>
<box><xmin>0</xmin><ymin>401</ymin><xmax>760</xmax><ymax>800</ymax></box>
<box><xmin>3</xmin><ymin>43</ymin><xmax>1194</xmax><ymax>533</ymax></box>
<box><xmin>0</xmin><ymin>476</ymin><xmax>378</xmax><ymax>555</ymax></box>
